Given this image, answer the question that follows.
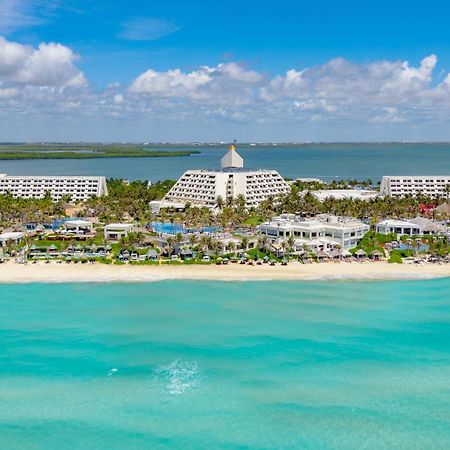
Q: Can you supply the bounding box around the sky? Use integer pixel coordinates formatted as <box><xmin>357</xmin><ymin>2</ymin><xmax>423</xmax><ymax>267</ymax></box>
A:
<box><xmin>1</xmin><ymin>0</ymin><xmax>450</xmax><ymax>142</ymax></box>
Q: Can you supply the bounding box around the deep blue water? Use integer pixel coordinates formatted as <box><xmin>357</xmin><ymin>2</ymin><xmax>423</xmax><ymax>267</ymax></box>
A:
<box><xmin>1</xmin><ymin>143</ymin><xmax>450</xmax><ymax>181</ymax></box>
<box><xmin>0</xmin><ymin>279</ymin><xmax>450</xmax><ymax>449</ymax></box>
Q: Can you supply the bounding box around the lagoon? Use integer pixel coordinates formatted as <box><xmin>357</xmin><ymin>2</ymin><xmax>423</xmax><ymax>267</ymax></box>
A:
<box><xmin>1</xmin><ymin>143</ymin><xmax>450</xmax><ymax>182</ymax></box>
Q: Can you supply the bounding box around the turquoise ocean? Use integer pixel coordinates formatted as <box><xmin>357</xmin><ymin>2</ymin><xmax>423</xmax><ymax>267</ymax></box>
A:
<box><xmin>1</xmin><ymin>279</ymin><xmax>450</xmax><ymax>449</ymax></box>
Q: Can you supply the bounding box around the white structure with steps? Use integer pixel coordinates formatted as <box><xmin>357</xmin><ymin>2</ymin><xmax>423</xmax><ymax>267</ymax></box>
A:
<box><xmin>157</xmin><ymin>146</ymin><xmax>290</xmax><ymax>210</ymax></box>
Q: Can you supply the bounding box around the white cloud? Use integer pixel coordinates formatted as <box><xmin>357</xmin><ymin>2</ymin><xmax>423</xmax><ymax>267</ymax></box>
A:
<box><xmin>3</xmin><ymin>51</ymin><xmax>450</xmax><ymax>140</ymax></box>
<box><xmin>0</xmin><ymin>36</ymin><xmax>86</xmax><ymax>87</ymax></box>
<box><xmin>261</xmin><ymin>55</ymin><xmax>439</xmax><ymax>105</ymax></box>
<box><xmin>0</xmin><ymin>86</ymin><xmax>17</xmax><ymax>98</ymax></box>
<box><xmin>0</xmin><ymin>0</ymin><xmax>40</xmax><ymax>33</ymax></box>
<box><xmin>371</xmin><ymin>107</ymin><xmax>405</xmax><ymax>123</ymax></box>
<box><xmin>129</xmin><ymin>62</ymin><xmax>263</xmax><ymax>105</ymax></box>
<box><xmin>119</xmin><ymin>17</ymin><xmax>180</xmax><ymax>41</ymax></box>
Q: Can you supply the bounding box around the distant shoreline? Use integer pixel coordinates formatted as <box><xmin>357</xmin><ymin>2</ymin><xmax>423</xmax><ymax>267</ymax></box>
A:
<box><xmin>2</xmin><ymin>142</ymin><xmax>450</xmax><ymax>147</ymax></box>
<box><xmin>1</xmin><ymin>261</ymin><xmax>449</xmax><ymax>283</ymax></box>
<box><xmin>0</xmin><ymin>147</ymin><xmax>200</xmax><ymax>160</ymax></box>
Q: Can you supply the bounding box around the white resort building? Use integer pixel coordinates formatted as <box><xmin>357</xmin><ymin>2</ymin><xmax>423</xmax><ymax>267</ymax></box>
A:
<box><xmin>104</xmin><ymin>223</ymin><xmax>135</xmax><ymax>241</ymax></box>
<box><xmin>310</xmin><ymin>189</ymin><xmax>378</xmax><ymax>202</ymax></box>
<box><xmin>380</xmin><ymin>176</ymin><xmax>450</xmax><ymax>197</ymax></box>
<box><xmin>376</xmin><ymin>218</ymin><xmax>448</xmax><ymax>236</ymax></box>
<box><xmin>152</xmin><ymin>146</ymin><xmax>290</xmax><ymax>211</ymax></box>
<box><xmin>258</xmin><ymin>214</ymin><xmax>370</xmax><ymax>253</ymax></box>
<box><xmin>0</xmin><ymin>174</ymin><xmax>108</xmax><ymax>201</ymax></box>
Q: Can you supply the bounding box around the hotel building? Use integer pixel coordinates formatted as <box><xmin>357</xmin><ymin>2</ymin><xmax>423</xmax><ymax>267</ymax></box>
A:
<box><xmin>0</xmin><ymin>174</ymin><xmax>108</xmax><ymax>201</ymax></box>
<box><xmin>155</xmin><ymin>146</ymin><xmax>290</xmax><ymax>210</ymax></box>
<box><xmin>258</xmin><ymin>214</ymin><xmax>370</xmax><ymax>253</ymax></box>
<box><xmin>376</xmin><ymin>217</ymin><xmax>448</xmax><ymax>236</ymax></box>
<box><xmin>380</xmin><ymin>176</ymin><xmax>450</xmax><ymax>197</ymax></box>
<box><xmin>311</xmin><ymin>189</ymin><xmax>378</xmax><ymax>202</ymax></box>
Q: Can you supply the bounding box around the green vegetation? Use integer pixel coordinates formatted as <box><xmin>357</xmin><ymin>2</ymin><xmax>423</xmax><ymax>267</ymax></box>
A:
<box><xmin>291</xmin><ymin>178</ymin><xmax>374</xmax><ymax>192</ymax></box>
<box><xmin>0</xmin><ymin>144</ymin><xmax>199</xmax><ymax>160</ymax></box>
<box><xmin>352</xmin><ymin>231</ymin><xmax>393</xmax><ymax>255</ymax></box>
<box><xmin>242</xmin><ymin>215</ymin><xmax>265</xmax><ymax>226</ymax></box>
<box><xmin>388</xmin><ymin>249</ymin><xmax>414</xmax><ymax>264</ymax></box>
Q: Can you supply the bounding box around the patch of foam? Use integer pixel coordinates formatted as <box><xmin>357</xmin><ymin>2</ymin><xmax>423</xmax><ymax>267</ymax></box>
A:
<box><xmin>107</xmin><ymin>368</ymin><xmax>119</xmax><ymax>377</ymax></box>
<box><xmin>154</xmin><ymin>360</ymin><xmax>200</xmax><ymax>395</ymax></box>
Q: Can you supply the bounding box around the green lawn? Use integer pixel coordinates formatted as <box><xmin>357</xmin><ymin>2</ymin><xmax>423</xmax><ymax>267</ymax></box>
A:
<box><xmin>241</xmin><ymin>216</ymin><xmax>265</xmax><ymax>226</ymax></box>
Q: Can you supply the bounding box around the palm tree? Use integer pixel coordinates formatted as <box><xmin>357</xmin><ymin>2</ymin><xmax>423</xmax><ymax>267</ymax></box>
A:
<box><xmin>216</xmin><ymin>196</ymin><xmax>224</xmax><ymax>211</ymax></box>
<box><xmin>286</xmin><ymin>235</ymin><xmax>295</xmax><ymax>256</ymax></box>
<box><xmin>165</xmin><ymin>236</ymin><xmax>175</xmax><ymax>257</ymax></box>
<box><xmin>226</xmin><ymin>241</ymin><xmax>236</xmax><ymax>255</ymax></box>
<box><xmin>188</xmin><ymin>233</ymin><xmax>197</xmax><ymax>248</ymax></box>
<box><xmin>240</xmin><ymin>236</ymin><xmax>249</xmax><ymax>251</ymax></box>
<box><xmin>257</xmin><ymin>235</ymin><xmax>268</xmax><ymax>252</ymax></box>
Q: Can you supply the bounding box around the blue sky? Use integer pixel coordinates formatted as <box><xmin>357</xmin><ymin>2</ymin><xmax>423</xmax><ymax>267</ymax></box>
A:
<box><xmin>1</xmin><ymin>0</ymin><xmax>450</xmax><ymax>141</ymax></box>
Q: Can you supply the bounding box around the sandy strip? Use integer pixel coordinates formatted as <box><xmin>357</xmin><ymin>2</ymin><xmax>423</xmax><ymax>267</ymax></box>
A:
<box><xmin>0</xmin><ymin>260</ymin><xmax>449</xmax><ymax>283</ymax></box>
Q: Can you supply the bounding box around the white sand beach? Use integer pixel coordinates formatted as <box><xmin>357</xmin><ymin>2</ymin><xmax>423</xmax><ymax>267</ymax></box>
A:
<box><xmin>0</xmin><ymin>260</ymin><xmax>449</xmax><ymax>283</ymax></box>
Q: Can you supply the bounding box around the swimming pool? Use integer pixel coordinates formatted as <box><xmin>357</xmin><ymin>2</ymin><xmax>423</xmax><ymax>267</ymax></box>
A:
<box><xmin>150</xmin><ymin>222</ymin><xmax>220</xmax><ymax>234</ymax></box>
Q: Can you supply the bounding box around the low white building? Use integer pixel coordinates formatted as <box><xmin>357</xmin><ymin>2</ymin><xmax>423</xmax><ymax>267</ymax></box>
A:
<box><xmin>295</xmin><ymin>178</ymin><xmax>324</xmax><ymax>184</ymax></box>
<box><xmin>104</xmin><ymin>223</ymin><xmax>134</xmax><ymax>241</ymax></box>
<box><xmin>0</xmin><ymin>231</ymin><xmax>25</xmax><ymax>247</ymax></box>
<box><xmin>0</xmin><ymin>174</ymin><xmax>108</xmax><ymax>201</ymax></box>
<box><xmin>258</xmin><ymin>214</ymin><xmax>370</xmax><ymax>252</ymax></box>
<box><xmin>311</xmin><ymin>189</ymin><xmax>378</xmax><ymax>202</ymax></box>
<box><xmin>376</xmin><ymin>218</ymin><xmax>447</xmax><ymax>236</ymax></box>
<box><xmin>380</xmin><ymin>176</ymin><xmax>450</xmax><ymax>197</ymax></box>
<box><xmin>159</xmin><ymin>146</ymin><xmax>290</xmax><ymax>210</ymax></box>
<box><xmin>63</xmin><ymin>220</ymin><xmax>94</xmax><ymax>234</ymax></box>
<box><xmin>376</xmin><ymin>219</ymin><xmax>421</xmax><ymax>236</ymax></box>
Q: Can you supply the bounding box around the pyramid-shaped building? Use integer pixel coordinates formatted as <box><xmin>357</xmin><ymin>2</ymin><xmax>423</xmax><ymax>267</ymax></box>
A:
<box><xmin>159</xmin><ymin>145</ymin><xmax>290</xmax><ymax>210</ymax></box>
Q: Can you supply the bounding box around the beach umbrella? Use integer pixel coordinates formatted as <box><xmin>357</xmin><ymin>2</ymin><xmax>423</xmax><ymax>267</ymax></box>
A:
<box><xmin>355</xmin><ymin>249</ymin><xmax>366</xmax><ymax>257</ymax></box>
<box><xmin>370</xmin><ymin>250</ymin><xmax>384</xmax><ymax>259</ymax></box>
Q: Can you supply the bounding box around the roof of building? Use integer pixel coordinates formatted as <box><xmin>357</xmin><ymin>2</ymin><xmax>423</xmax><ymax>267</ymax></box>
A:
<box><xmin>311</xmin><ymin>189</ymin><xmax>378</xmax><ymax>201</ymax></box>
<box><xmin>220</xmin><ymin>145</ymin><xmax>244</xmax><ymax>169</ymax></box>
<box><xmin>409</xmin><ymin>216</ymin><xmax>447</xmax><ymax>232</ymax></box>
<box><xmin>105</xmin><ymin>223</ymin><xmax>134</xmax><ymax>229</ymax></box>
<box><xmin>376</xmin><ymin>219</ymin><xmax>420</xmax><ymax>228</ymax></box>
<box><xmin>0</xmin><ymin>231</ymin><xmax>25</xmax><ymax>240</ymax></box>
<box><xmin>65</xmin><ymin>220</ymin><xmax>92</xmax><ymax>227</ymax></box>
<box><xmin>262</xmin><ymin>214</ymin><xmax>368</xmax><ymax>230</ymax></box>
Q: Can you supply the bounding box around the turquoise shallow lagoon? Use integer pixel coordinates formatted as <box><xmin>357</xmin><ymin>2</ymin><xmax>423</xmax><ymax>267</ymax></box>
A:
<box><xmin>1</xmin><ymin>280</ymin><xmax>450</xmax><ymax>449</ymax></box>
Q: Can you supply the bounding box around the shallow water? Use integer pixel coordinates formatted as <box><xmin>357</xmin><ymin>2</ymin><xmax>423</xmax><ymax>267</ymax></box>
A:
<box><xmin>0</xmin><ymin>279</ymin><xmax>449</xmax><ymax>449</ymax></box>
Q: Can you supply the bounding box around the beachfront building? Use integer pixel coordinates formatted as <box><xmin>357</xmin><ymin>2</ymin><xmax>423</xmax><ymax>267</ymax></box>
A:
<box><xmin>376</xmin><ymin>220</ymin><xmax>421</xmax><ymax>236</ymax></box>
<box><xmin>63</xmin><ymin>219</ymin><xmax>94</xmax><ymax>234</ymax></box>
<box><xmin>0</xmin><ymin>174</ymin><xmax>108</xmax><ymax>201</ymax></box>
<box><xmin>258</xmin><ymin>214</ymin><xmax>370</xmax><ymax>253</ymax></box>
<box><xmin>310</xmin><ymin>189</ymin><xmax>378</xmax><ymax>202</ymax></box>
<box><xmin>376</xmin><ymin>217</ymin><xmax>448</xmax><ymax>236</ymax></box>
<box><xmin>104</xmin><ymin>223</ymin><xmax>134</xmax><ymax>241</ymax></box>
<box><xmin>380</xmin><ymin>176</ymin><xmax>450</xmax><ymax>197</ymax></box>
<box><xmin>294</xmin><ymin>178</ymin><xmax>324</xmax><ymax>184</ymax></box>
<box><xmin>153</xmin><ymin>146</ymin><xmax>290</xmax><ymax>211</ymax></box>
<box><xmin>0</xmin><ymin>231</ymin><xmax>25</xmax><ymax>247</ymax></box>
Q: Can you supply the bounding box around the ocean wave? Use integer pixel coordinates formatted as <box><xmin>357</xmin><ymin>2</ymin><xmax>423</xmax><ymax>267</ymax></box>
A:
<box><xmin>154</xmin><ymin>359</ymin><xmax>201</xmax><ymax>395</ymax></box>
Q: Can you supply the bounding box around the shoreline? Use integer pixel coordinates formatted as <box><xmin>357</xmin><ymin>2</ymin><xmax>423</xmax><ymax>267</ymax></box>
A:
<box><xmin>0</xmin><ymin>261</ymin><xmax>449</xmax><ymax>283</ymax></box>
